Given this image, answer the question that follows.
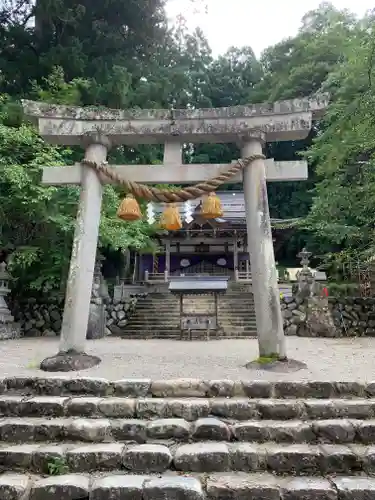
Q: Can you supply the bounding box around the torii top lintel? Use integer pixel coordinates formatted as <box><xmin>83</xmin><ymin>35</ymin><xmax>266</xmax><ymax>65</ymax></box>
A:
<box><xmin>22</xmin><ymin>94</ymin><xmax>329</xmax><ymax>146</ymax></box>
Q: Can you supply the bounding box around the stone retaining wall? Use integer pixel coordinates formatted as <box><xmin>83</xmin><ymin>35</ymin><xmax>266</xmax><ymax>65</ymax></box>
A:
<box><xmin>281</xmin><ymin>295</ymin><xmax>375</xmax><ymax>337</ymax></box>
<box><xmin>327</xmin><ymin>297</ymin><xmax>375</xmax><ymax>337</ymax></box>
<box><xmin>8</xmin><ymin>292</ymin><xmax>375</xmax><ymax>339</ymax></box>
<box><xmin>280</xmin><ymin>295</ymin><xmax>306</xmax><ymax>336</ymax></box>
<box><xmin>10</xmin><ymin>294</ymin><xmax>145</xmax><ymax>338</ymax></box>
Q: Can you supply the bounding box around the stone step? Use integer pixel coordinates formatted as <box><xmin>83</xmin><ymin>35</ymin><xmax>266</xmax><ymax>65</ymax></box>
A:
<box><xmin>134</xmin><ymin>296</ymin><xmax>255</xmax><ymax>301</ymax></box>
<box><xmin>129</xmin><ymin>308</ymin><xmax>255</xmax><ymax>312</ymax></box>
<box><xmin>0</xmin><ymin>441</ymin><xmax>374</xmax><ymax>475</ymax></box>
<box><xmin>137</xmin><ymin>292</ymin><xmax>254</xmax><ymax>296</ymax></box>
<box><xmin>126</xmin><ymin>313</ymin><xmax>257</xmax><ymax>319</ymax></box>
<box><xmin>133</xmin><ymin>299</ymin><xmax>255</xmax><ymax>305</ymax></box>
<box><xmin>3</xmin><ymin>417</ymin><xmax>375</xmax><ymax>445</ymax></box>
<box><xmin>120</xmin><ymin>330</ymin><xmax>258</xmax><ymax>337</ymax></box>
<box><xmin>126</xmin><ymin>316</ymin><xmax>256</xmax><ymax>323</ymax></box>
<box><xmin>120</xmin><ymin>332</ymin><xmax>258</xmax><ymax>339</ymax></box>
<box><xmin>125</xmin><ymin>314</ymin><xmax>257</xmax><ymax>319</ymax></box>
<box><xmin>2</xmin><ymin>396</ymin><xmax>375</xmax><ymax>420</ymax></box>
<box><xmin>118</xmin><ymin>334</ymin><xmax>258</xmax><ymax>341</ymax></box>
<box><xmin>124</xmin><ymin>321</ymin><xmax>257</xmax><ymax>329</ymax></box>
<box><xmin>135</xmin><ymin>294</ymin><xmax>254</xmax><ymax>298</ymax></box>
<box><xmin>131</xmin><ymin>307</ymin><xmax>256</xmax><ymax>313</ymax></box>
<box><xmin>124</xmin><ymin>325</ymin><xmax>257</xmax><ymax>330</ymax></box>
<box><xmin>127</xmin><ymin>309</ymin><xmax>256</xmax><ymax>315</ymax></box>
<box><xmin>126</xmin><ymin>291</ymin><xmax>257</xmax><ymax>338</ymax></box>
<box><xmin>119</xmin><ymin>332</ymin><xmax>260</xmax><ymax>339</ymax></box>
<box><xmin>135</xmin><ymin>301</ymin><xmax>255</xmax><ymax>305</ymax></box>
<box><xmin>123</xmin><ymin>325</ymin><xmax>257</xmax><ymax>331</ymax></box>
<box><xmin>2</xmin><ymin>377</ymin><xmax>372</xmax><ymax>399</ymax></box>
<box><xmin>1</xmin><ymin>472</ymin><xmax>375</xmax><ymax>500</ymax></box>
<box><xmin>127</xmin><ymin>318</ymin><xmax>256</xmax><ymax>323</ymax></box>
<box><xmin>130</xmin><ymin>306</ymin><xmax>255</xmax><ymax>311</ymax></box>
<box><xmin>126</xmin><ymin>314</ymin><xmax>257</xmax><ymax>319</ymax></box>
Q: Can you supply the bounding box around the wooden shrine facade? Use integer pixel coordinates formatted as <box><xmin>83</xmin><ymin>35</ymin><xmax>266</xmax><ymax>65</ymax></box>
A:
<box><xmin>134</xmin><ymin>191</ymin><xmax>296</xmax><ymax>284</ymax></box>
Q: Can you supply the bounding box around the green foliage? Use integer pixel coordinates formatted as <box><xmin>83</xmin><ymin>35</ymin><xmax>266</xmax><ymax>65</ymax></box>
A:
<box><xmin>0</xmin><ymin>0</ymin><xmax>167</xmax><ymax>97</ymax></box>
<box><xmin>0</xmin><ymin>111</ymin><xmax>71</xmax><ymax>291</ymax></box>
<box><xmin>47</xmin><ymin>457</ymin><xmax>69</xmax><ymax>475</ymax></box>
<box><xmin>0</xmin><ymin>94</ymin><xmax>157</xmax><ymax>293</ymax></box>
<box><xmin>304</xmin><ymin>17</ymin><xmax>375</xmax><ymax>261</ymax></box>
<box><xmin>252</xmin><ymin>3</ymin><xmax>357</xmax><ymax>102</ymax></box>
<box><xmin>327</xmin><ymin>283</ymin><xmax>360</xmax><ymax>297</ymax></box>
<box><xmin>31</xmin><ymin>66</ymin><xmax>90</xmax><ymax>105</ymax></box>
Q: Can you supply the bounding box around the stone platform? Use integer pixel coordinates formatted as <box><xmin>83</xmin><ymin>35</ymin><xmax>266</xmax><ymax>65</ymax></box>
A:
<box><xmin>1</xmin><ymin>376</ymin><xmax>375</xmax><ymax>498</ymax></box>
<box><xmin>1</xmin><ymin>336</ymin><xmax>375</xmax><ymax>381</ymax></box>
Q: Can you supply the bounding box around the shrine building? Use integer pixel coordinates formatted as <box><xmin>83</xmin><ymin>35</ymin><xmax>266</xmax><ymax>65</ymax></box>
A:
<box><xmin>133</xmin><ymin>191</ymin><xmax>297</xmax><ymax>284</ymax></box>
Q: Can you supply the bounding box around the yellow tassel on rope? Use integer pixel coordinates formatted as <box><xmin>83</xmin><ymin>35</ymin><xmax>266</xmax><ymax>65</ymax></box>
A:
<box><xmin>159</xmin><ymin>203</ymin><xmax>182</xmax><ymax>231</ymax></box>
<box><xmin>201</xmin><ymin>192</ymin><xmax>223</xmax><ymax>219</ymax></box>
<box><xmin>117</xmin><ymin>194</ymin><xmax>142</xmax><ymax>221</ymax></box>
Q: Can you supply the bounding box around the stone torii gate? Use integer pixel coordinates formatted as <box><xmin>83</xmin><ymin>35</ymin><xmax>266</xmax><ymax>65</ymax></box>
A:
<box><xmin>22</xmin><ymin>96</ymin><xmax>328</xmax><ymax>371</ymax></box>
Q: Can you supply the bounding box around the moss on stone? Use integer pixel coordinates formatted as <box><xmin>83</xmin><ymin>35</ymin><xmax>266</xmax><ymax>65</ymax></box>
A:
<box><xmin>254</xmin><ymin>353</ymin><xmax>281</xmax><ymax>364</ymax></box>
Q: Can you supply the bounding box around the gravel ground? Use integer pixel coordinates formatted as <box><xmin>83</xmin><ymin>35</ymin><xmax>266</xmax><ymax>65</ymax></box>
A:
<box><xmin>0</xmin><ymin>336</ymin><xmax>374</xmax><ymax>381</ymax></box>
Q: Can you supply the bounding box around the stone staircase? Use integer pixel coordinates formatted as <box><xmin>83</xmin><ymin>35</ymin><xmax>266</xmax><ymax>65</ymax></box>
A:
<box><xmin>1</xmin><ymin>376</ymin><xmax>375</xmax><ymax>498</ymax></box>
<box><xmin>122</xmin><ymin>283</ymin><xmax>257</xmax><ymax>338</ymax></box>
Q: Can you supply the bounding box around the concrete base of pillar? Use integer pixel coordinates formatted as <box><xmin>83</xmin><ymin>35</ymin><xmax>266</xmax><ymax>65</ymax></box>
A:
<box><xmin>40</xmin><ymin>350</ymin><xmax>101</xmax><ymax>372</ymax></box>
<box><xmin>245</xmin><ymin>358</ymin><xmax>307</xmax><ymax>373</ymax></box>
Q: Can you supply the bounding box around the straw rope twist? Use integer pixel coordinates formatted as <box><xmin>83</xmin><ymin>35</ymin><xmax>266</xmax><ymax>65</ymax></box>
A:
<box><xmin>81</xmin><ymin>154</ymin><xmax>265</xmax><ymax>203</ymax></box>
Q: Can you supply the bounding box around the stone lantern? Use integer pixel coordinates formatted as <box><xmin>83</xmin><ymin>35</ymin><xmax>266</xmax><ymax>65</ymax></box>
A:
<box><xmin>0</xmin><ymin>262</ymin><xmax>20</xmax><ymax>339</ymax></box>
<box><xmin>297</xmin><ymin>248</ymin><xmax>312</xmax><ymax>270</ymax></box>
<box><xmin>296</xmin><ymin>248</ymin><xmax>314</xmax><ymax>299</ymax></box>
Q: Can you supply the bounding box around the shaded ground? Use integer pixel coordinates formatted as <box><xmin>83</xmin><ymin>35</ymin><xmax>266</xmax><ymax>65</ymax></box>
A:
<box><xmin>0</xmin><ymin>336</ymin><xmax>373</xmax><ymax>381</ymax></box>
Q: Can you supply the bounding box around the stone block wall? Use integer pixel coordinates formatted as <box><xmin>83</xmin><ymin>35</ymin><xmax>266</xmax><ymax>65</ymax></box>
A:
<box><xmin>11</xmin><ymin>297</ymin><xmax>64</xmax><ymax>337</ymax></box>
<box><xmin>327</xmin><ymin>297</ymin><xmax>375</xmax><ymax>337</ymax></box>
<box><xmin>280</xmin><ymin>296</ymin><xmax>306</xmax><ymax>336</ymax></box>
<box><xmin>8</xmin><ymin>291</ymin><xmax>375</xmax><ymax>339</ymax></box>
<box><xmin>281</xmin><ymin>295</ymin><xmax>375</xmax><ymax>337</ymax></box>
<box><xmin>10</xmin><ymin>294</ymin><xmax>146</xmax><ymax>337</ymax></box>
<box><xmin>105</xmin><ymin>295</ymin><xmax>145</xmax><ymax>335</ymax></box>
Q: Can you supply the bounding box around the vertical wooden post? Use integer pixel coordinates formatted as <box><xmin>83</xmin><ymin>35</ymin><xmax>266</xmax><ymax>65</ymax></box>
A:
<box><xmin>132</xmin><ymin>253</ymin><xmax>138</xmax><ymax>284</ymax></box>
<box><xmin>233</xmin><ymin>231</ymin><xmax>238</xmax><ymax>277</ymax></box>
<box><xmin>245</xmin><ymin>259</ymin><xmax>250</xmax><ymax>279</ymax></box>
<box><xmin>165</xmin><ymin>240</ymin><xmax>171</xmax><ymax>280</ymax></box>
<box><xmin>179</xmin><ymin>294</ymin><xmax>183</xmax><ymax>340</ymax></box>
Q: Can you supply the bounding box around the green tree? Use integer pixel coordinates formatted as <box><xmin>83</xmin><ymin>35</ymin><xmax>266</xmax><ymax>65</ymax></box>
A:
<box><xmin>304</xmin><ymin>14</ymin><xmax>375</xmax><ymax>263</ymax></box>
<box><xmin>242</xmin><ymin>3</ymin><xmax>361</xmax><ymax>262</ymax></box>
<box><xmin>0</xmin><ymin>92</ymin><xmax>157</xmax><ymax>294</ymax></box>
<box><xmin>0</xmin><ymin>0</ymin><xmax>168</xmax><ymax>98</ymax></box>
<box><xmin>252</xmin><ymin>2</ymin><xmax>357</xmax><ymax>102</ymax></box>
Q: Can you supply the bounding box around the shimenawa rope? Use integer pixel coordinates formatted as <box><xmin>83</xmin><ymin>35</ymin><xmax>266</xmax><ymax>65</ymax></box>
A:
<box><xmin>81</xmin><ymin>154</ymin><xmax>265</xmax><ymax>203</ymax></box>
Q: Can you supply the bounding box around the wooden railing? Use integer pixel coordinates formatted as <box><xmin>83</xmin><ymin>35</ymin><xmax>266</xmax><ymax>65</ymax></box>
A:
<box><xmin>234</xmin><ymin>269</ymin><xmax>252</xmax><ymax>282</ymax></box>
<box><xmin>144</xmin><ymin>270</ymin><xmax>169</xmax><ymax>283</ymax></box>
<box><xmin>234</xmin><ymin>269</ymin><xmax>283</xmax><ymax>284</ymax></box>
<box><xmin>143</xmin><ymin>269</ymin><xmax>290</xmax><ymax>286</ymax></box>
<box><xmin>145</xmin><ymin>269</ymin><xmax>252</xmax><ymax>283</ymax></box>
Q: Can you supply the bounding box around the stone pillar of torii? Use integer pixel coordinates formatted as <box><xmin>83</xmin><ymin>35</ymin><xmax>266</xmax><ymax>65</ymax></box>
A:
<box><xmin>22</xmin><ymin>95</ymin><xmax>328</xmax><ymax>371</ymax></box>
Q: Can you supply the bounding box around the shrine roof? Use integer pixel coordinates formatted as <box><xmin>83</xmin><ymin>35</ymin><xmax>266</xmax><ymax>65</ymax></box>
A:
<box><xmin>147</xmin><ymin>191</ymin><xmax>300</xmax><ymax>229</ymax></box>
